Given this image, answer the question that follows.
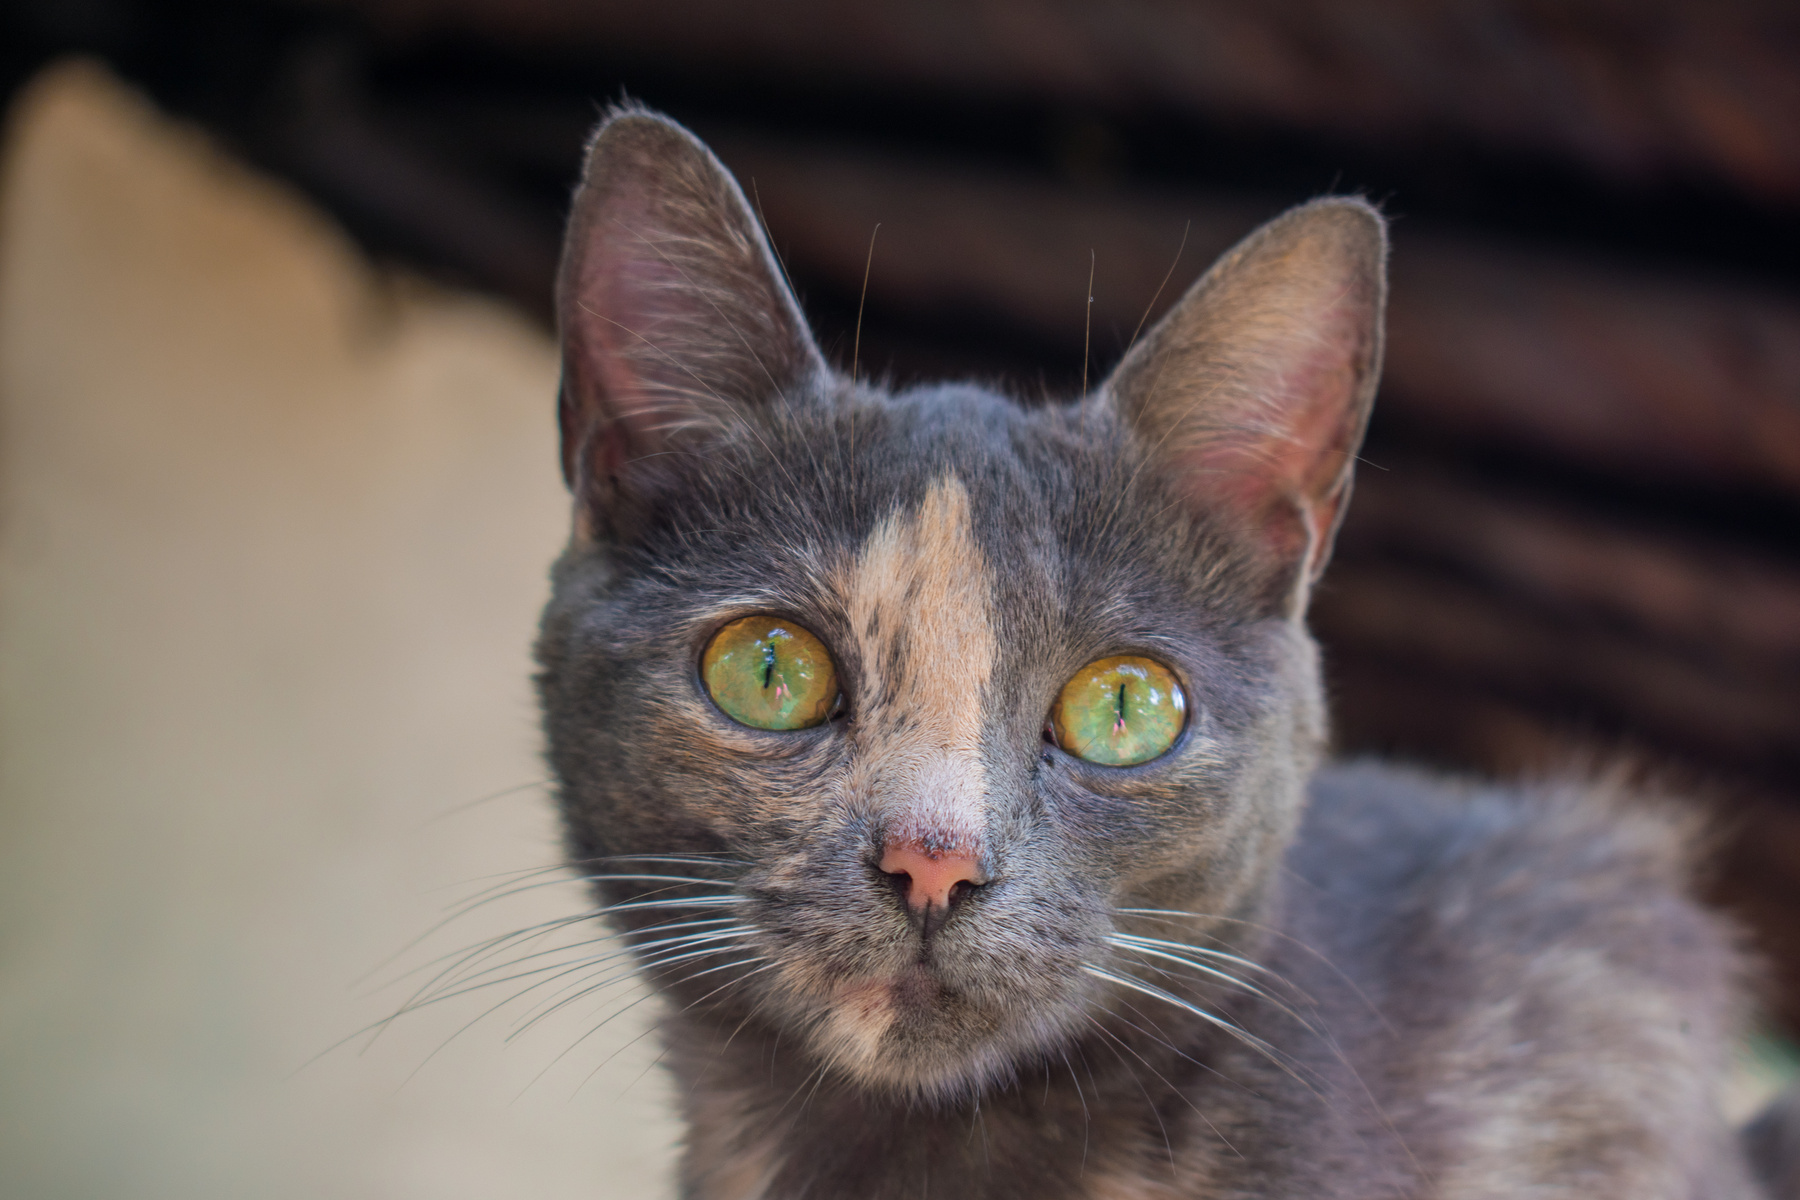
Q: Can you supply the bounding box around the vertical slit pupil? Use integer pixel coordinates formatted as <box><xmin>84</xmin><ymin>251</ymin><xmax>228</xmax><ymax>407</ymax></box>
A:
<box><xmin>762</xmin><ymin>642</ymin><xmax>776</xmax><ymax>690</ymax></box>
<box><xmin>1117</xmin><ymin>682</ymin><xmax>1127</xmax><ymax>722</ymax></box>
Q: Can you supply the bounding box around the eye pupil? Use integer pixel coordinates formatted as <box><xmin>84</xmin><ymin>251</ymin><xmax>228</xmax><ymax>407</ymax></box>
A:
<box><xmin>1050</xmin><ymin>655</ymin><xmax>1185</xmax><ymax>766</ymax></box>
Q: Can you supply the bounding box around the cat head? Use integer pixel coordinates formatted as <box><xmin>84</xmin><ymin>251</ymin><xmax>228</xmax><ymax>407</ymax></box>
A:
<box><xmin>537</xmin><ymin>108</ymin><xmax>1386</xmax><ymax>1102</ymax></box>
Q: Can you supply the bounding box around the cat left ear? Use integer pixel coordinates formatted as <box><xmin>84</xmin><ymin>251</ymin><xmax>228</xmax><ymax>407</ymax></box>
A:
<box><xmin>555</xmin><ymin>108</ymin><xmax>824</xmax><ymax>530</ymax></box>
<box><xmin>1101</xmin><ymin>198</ymin><xmax>1387</xmax><ymax>616</ymax></box>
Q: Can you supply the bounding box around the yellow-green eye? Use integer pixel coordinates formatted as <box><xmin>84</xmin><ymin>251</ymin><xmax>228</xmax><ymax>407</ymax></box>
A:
<box><xmin>702</xmin><ymin>616</ymin><xmax>839</xmax><ymax>730</ymax></box>
<box><xmin>1050</xmin><ymin>656</ymin><xmax>1186</xmax><ymax>766</ymax></box>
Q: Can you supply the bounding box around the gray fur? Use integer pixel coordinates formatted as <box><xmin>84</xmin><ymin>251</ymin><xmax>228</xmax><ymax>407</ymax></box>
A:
<box><xmin>536</xmin><ymin>109</ymin><xmax>1776</xmax><ymax>1198</ymax></box>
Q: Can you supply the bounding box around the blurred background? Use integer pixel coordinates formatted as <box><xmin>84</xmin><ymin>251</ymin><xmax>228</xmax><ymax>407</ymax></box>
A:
<box><xmin>1</xmin><ymin>0</ymin><xmax>1797</xmax><ymax>1195</ymax></box>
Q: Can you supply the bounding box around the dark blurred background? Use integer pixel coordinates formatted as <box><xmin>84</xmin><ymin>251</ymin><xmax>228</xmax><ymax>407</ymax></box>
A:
<box><xmin>7</xmin><ymin>0</ymin><xmax>1798</xmax><ymax>1028</ymax></box>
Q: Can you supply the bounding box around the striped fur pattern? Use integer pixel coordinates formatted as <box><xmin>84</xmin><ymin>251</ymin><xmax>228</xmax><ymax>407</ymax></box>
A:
<box><xmin>536</xmin><ymin>110</ymin><xmax>1771</xmax><ymax>1198</ymax></box>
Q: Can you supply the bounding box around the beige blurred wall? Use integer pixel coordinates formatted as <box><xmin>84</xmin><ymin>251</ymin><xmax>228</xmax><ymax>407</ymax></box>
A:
<box><xmin>0</xmin><ymin>62</ymin><xmax>679</xmax><ymax>1199</ymax></box>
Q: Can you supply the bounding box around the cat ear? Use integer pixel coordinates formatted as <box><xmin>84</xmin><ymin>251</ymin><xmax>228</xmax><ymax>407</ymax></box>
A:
<box><xmin>555</xmin><ymin>108</ymin><xmax>825</xmax><ymax>525</ymax></box>
<box><xmin>1102</xmin><ymin>198</ymin><xmax>1387</xmax><ymax>615</ymax></box>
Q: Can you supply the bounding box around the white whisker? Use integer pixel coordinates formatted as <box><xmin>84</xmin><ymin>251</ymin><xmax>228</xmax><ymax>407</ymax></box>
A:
<box><xmin>1109</xmin><ymin>930</ymin><xmax>1272</xmax><ymax>976</ymax></box>
<box><xmin>1082</xmin><ymin>965</ymin><xmax>1284</xmax><ymax>1069</ymax></box>
<box><xmin>1108</xmin><ymin>937</ymin><xmax>1270</xmax><ymax>995</ymax></box>
<box><xmin>509</xmin><ymin>930</ymin><xmax>760</xmax><ymax>1039</ymax></box>
<box><xmin>440</xmin><ymin>918</ymin><xmax>742</xmax><ymax>1003</ymax></box>
<box><xmin>556</xmin><ymin>957</ymin><xmax>777</xmax><ymax>1101</ymax></box>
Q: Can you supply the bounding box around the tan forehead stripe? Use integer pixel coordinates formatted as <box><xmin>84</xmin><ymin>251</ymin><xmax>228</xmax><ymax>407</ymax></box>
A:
<box><xmin>844</xmin><ymin>475</ymin><xmax>996</xmax><ymax>844</ymax></box>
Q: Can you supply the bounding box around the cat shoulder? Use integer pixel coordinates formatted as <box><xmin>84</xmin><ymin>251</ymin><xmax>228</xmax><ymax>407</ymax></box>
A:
<box><xmin>1294</xmin><ymin>759</ymin><xmax>1738</xmax><ymax>983</ymax></box>
<box><xmin>1282</xmin><ymin>761</ymin><xmax>1756</xmax><ymax>1196</ymax></box>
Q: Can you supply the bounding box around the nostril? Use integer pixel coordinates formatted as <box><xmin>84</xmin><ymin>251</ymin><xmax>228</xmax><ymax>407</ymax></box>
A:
<box><xmin>881</xmin><ymin>864</ymin><xmax>913</xmax><ymax>906</ymax></box>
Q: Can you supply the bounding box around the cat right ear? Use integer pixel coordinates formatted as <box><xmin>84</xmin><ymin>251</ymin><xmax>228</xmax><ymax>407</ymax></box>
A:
<box><xmin>1102</xmin><ymin>198</ymin><xmax>1388</xmax><ymax>616</ymax></box>
<box><xmin>555</xmin><ymin>108</ymin><xmax>824</xmax><ymax>535</ymax></box>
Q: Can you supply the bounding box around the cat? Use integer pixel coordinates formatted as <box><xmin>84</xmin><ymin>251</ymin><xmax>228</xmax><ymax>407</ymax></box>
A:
<box><xmin>534</xmin><ymin>106</ymin><xmax>1789</xmax><ymax>1199</ymax></box>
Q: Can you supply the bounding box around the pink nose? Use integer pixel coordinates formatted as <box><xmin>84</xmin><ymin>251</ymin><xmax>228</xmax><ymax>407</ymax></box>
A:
<box><xmin>879</xmin><ymin>840</ymin><xmax>988</xmax><ymax>911</ymax></box>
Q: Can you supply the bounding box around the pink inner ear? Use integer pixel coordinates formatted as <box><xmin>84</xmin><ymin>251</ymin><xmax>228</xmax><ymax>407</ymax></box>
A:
<box><xmin>576</xmin><ymin>199</ymin><xmax>706</xmax><ymax>436</ymax></box>
<box><xmin>1177</xmin><ymin>310</ymin><xmax>1366</xmax><ymax>579</ymax></box>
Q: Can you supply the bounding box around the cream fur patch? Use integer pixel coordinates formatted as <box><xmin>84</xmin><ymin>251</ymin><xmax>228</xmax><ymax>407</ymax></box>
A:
<box><xmin>844</xmin><ymin>474</ymin><xmax>996</xmax><ymax>856</ymax></box>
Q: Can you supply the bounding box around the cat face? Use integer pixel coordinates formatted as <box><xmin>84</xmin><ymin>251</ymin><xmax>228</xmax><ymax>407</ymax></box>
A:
<box><xmin>537</xmin><ymin>110</ymin><xmax>1385</xmax><ymax>1102</ymax></box>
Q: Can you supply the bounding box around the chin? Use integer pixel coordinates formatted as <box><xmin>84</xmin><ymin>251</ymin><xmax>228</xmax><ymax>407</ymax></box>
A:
<box><xmin>795</xmin><ymin>963</ymin><xmax>1083</xmax><ymax>1105</ymax></box>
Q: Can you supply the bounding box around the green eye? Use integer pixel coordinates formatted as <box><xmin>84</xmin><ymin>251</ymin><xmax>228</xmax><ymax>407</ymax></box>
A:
<box><xmin>702</xmin><ymin>616</ymin><xmax>839</xmax><ymax>730</ymax></box>
<box><xmin>1050</xmin><ymin>656</ymin><xmax>1186</xmax><ymax>766</ymax></box>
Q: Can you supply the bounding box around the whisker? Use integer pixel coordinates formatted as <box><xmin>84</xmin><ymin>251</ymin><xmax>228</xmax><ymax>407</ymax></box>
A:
<box><xmin>1116</xmin><ymin>916</ymin><xmax>1412</xmax><ymax>1165</ymax></box>
<box><xmin>413</xmin><ymin>873</ymin><xmax>732</xmax><ymax>959</ymax></box>
<box><xmin>1109</xmin><ymin>931</ymin><xmax>1274</xmax><ymax>977</ymax></box>
<box><xmin>442</xmin><ymin>907</ymin><xmax>734</xmax><ymax>976</ymax></box>
<box><xmin>507</xmin><ymin>931</ymin><xmax>759</xmax><ymax>1040</ymax></box>
<box><xmin>426</xmin><ymin>860</ymin><xmax>570</xmax><ymax>897</ymax></box>
<box><xmin>775</xmin><ymin>1061</ymin><xmax>830</xmax><ymax>1123</ymax></box>
<box><xmin>437</xmin><ymin>919</ymin><xmax>743</xmax><ymax>1009</ymax></box>
<box><xmin>1102</xmin><ymin>993</ymin><xmax>1265</xmax><ymax>1101</ymax></box>
<box><xmin>1124</xmin><ymin>220</ymin><xmax>1191</xmax><ymax>356</ymax></box>
<box><xmin>398</xmin><ymin>889</ymin><xmax>744</xmax><ymax>997</ymax></box>
<box><xmin>434</xmin><ymin>861</ymin><xmax>584</xmax><ymax>904</ymax></box>
<box><xmin>1083</xmin><ymin>1014</ymin><xmax>1177</xmax><ymax>1173</ymax></box>
<box><xmin>1081</xmin><ymin>965</ymin><xmax>1295</xmax><ymax>1079</ymax></box>
<box><xmin>330</xmin><ymin>837</ymin><xmax>759</xmax><ymax>1092</ymax></box>
<box><xmin>607</xmin><ymin>895</ymin><xmax>746</xmax><ymax>913</ymax></box>
<box><xmin>1108</xmin><ymin>937</ymin><xmax>1270</xmax><ymax>995</ymax></box>
<box><xmin>382</xmin><ymin>865</ymin><xmax>733</xmax><ymax>986</ymax></box>
<box><xmin>400</xmin><ymin>928</ymin><xmax>760</xmax><ymax>1087</ymax></box>
<box><xmin>851</xmin><ymin>223</ymin><xmax>880</xmax><ymax>387</ymax></box>
<box><xmin>342</xmin><ymin>911</ymin><xmax>615</xmax><ymax>1058</ymax></box>
<box><xmin>1115</xmin><ymin>907</ymin><xmax>1387</xmax><ymax>1033</ymax></box>
<box><xmin>1108</xmin><ymin>939</ymin><xmax>1326</xmax><ymax>1041</ymax></box>
<box><xmin>1081</xmin><ymin>247</ymin><xmax>1096</xmax><ymax>397</ymax></box>
<box><xmin>405</xmin><ymin>934</ymin><xmax>757</xmax><ymax>1090</ymax></box>
<box><xmin>387</xmin><ymin>923</ymin><xmax>750</xmax><ymax>1039</ymax></box>
<box><xmin>581</xmin><ymin>853</ymin><xmax>750</xmax><ymax>870</ymax></box>
<box><xmin>1089</xmin><ymin>964</ymin><xmax>1335</xmax><ymax>1107</ymax></box>
<box><xmin>340</xmin><ymin>935</ymin><xmax>620</xmax><ymax>1072</ymax></box>
<box><xmin>574</xmin><ymin>873</ymin><xmax>745</xmax><ymax>888</ymax></box>
<box><xmin>587</xmin><ymin>958</ymin><xmax>780</xmax><ymax>1100</ymax></box>
<box><xmin>351</xmin><ymin>864</ymin><xmax>588</xmax><ymax>986</ymax></box>
<box><xmin>549</xmin><ymin>956</ymin><xmax>776</xmax><ymax>1101</ymax></box>
<box><xmin>377</xmin><ymin>894</ymin><xmax>736</xmax><ymax>1020</ymax></box>
<box><xmin>395</xmin><ymin>945</ymin><xmax>638</xmax><ymax>1026</ymax></box>
<box><xmin>424</xmin><ymin>778</ymin><xmax>552</xmax><ymax>825</ymax></box>
<box><xmin>375</xmin><ymin>909</ymin><xmax>606</xmax><ymax>995</ymax></box>
<box><xmin>1087</xmin><ymin>1014</ymin><xmax>1244</xmax><ymax>1162</ymax></box>
<box><xmin>526</xmin><ymin>985</ymin><xmax>671</xmax><ymax>1098</ymax></box>
<box><xmin>1058</xmin><ymin>1046</ymin><xmax>1091</xmax><ymax>1173</ymax></box>
<box><xmin>509</xmin><ymin>923</ymin><xmax>756</xmax><ymax>1013</ymax></box>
